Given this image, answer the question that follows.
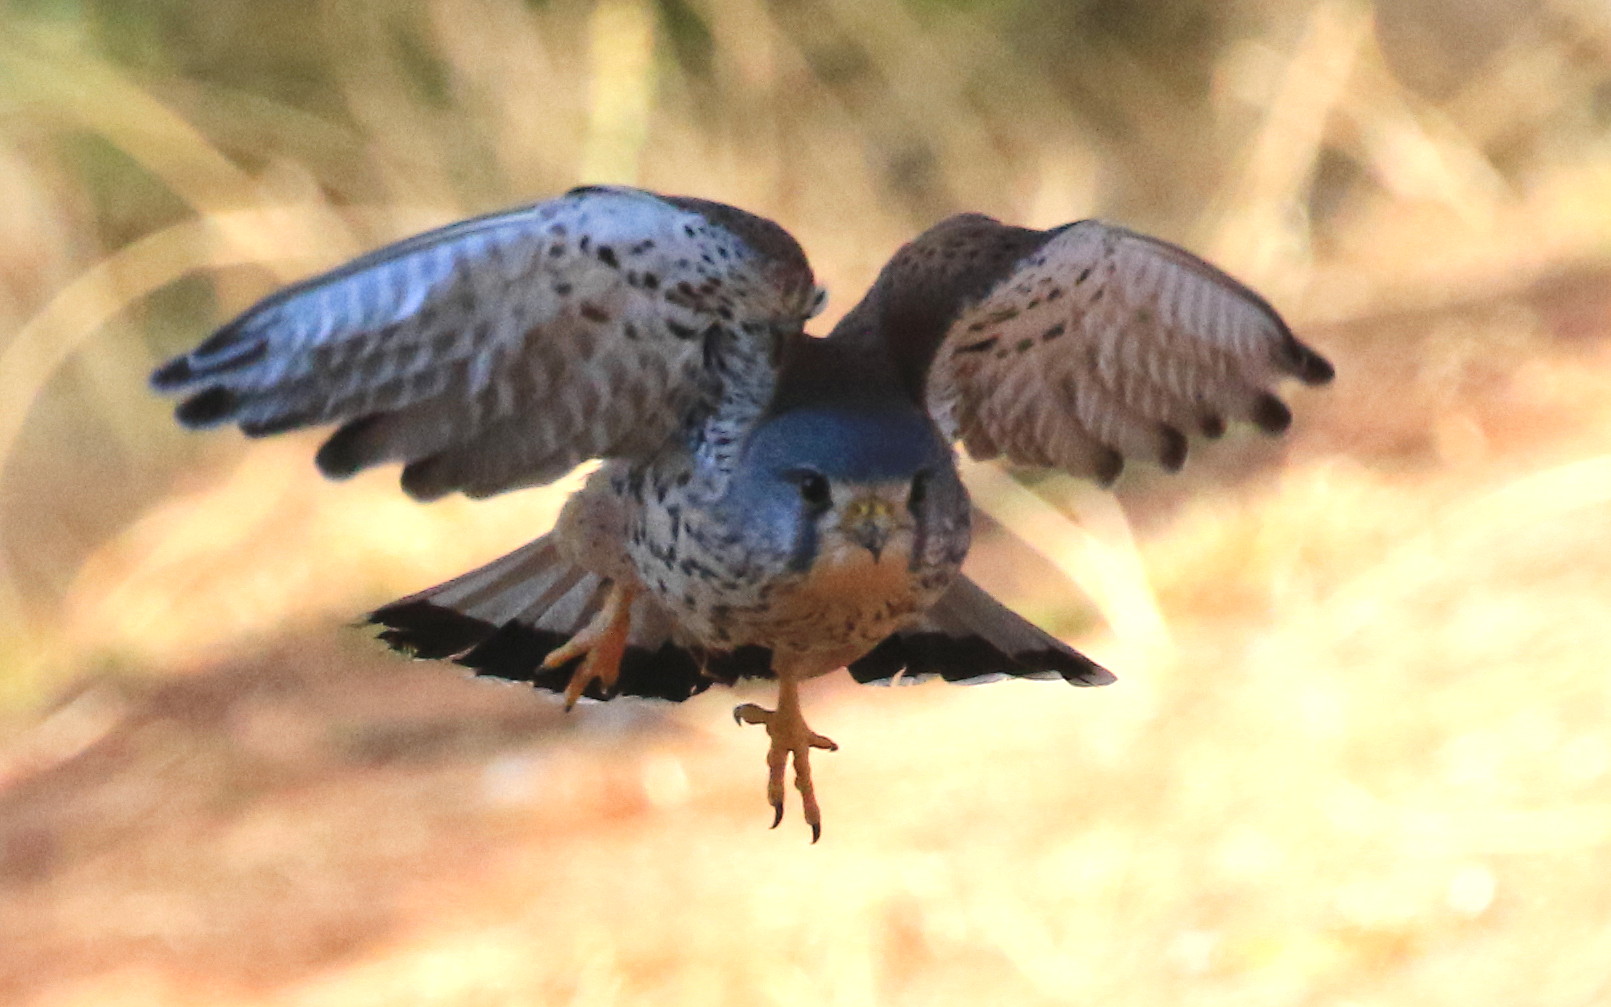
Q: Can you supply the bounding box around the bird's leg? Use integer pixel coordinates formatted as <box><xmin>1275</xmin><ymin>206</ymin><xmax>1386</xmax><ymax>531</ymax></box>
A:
<box><xmin>542</xmin><ymin>581</ymin><xmax>637</xmax><ymax>710</ymax></box>
<box><xmin>733</xmin><ymin>675</ymin><xmax>838</xmax><ymax>841</ymax></box>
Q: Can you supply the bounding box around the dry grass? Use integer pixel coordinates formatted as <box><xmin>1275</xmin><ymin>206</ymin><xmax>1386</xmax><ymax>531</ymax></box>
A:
<box><xmin>3</xmin><ymin>0</ymin><xmax>1611</xmax><ymax>1004</ymax></box>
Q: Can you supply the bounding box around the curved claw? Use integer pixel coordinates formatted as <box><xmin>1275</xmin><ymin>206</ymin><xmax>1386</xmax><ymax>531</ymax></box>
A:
<box><xmin>546</xmin><ymin>582</ymin><xmax>636</xmax><ymax>711</ymax></box>
<box><xmin>735</xmin><ymin>681</ymin><xmax>836</xmax><ymax>841</ymax></box>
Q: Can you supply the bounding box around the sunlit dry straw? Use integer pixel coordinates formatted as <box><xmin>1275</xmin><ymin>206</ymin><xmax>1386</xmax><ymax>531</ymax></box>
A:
<box><xmin>580</xmin><ymin>0</ymin><xmax>659</xmax><ymax>184</ymax></box>
<box><xmin>1320</xmin><ymin>451</ymin><xmax>1611</xmax><ymax>638</ymax></box>
<box><xmin>0</xmin><ymin>200</ymin><xmax>461</xmax><ymax>673</ymax></box>
<box><xmin>1203</xmin><ymin>0</ymin><xmax>1371</xmax><ymax>292</ymax></box>
<box><xmin>960</xmin><ymin>458</ymin><xmax>1172</xmax><ymax>661</ymax></box>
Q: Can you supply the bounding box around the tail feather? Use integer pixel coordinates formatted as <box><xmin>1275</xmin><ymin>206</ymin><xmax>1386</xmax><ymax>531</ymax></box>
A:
<box><xmin>411</xmin><ymin>537</ymin><xmax>586</xmax><ymax>624</ymax></box>
<box><xmin>370</xmin><ymin>534</ymin><xmax>772</xmax><ymax>703</ymax></box>
<box><xmin>849</xmin><ymin>575</ymin><xmax>1114</xmax><ymax>687</ymax></box>
<box><xmin>372</xmin><ymin>539</ymin><xmax>1113</xmax><ymax>699</ymax></box>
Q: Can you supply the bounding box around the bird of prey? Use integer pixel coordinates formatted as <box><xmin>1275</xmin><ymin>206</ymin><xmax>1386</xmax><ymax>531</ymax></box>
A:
<box><xmin>152</xmin><ymin>185</ymin><xmax>1332</xmax><ymax>840</ymax></box>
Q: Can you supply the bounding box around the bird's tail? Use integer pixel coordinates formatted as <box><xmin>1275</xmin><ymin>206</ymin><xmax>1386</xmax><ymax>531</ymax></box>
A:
<box><xmin>849</xmin><ymin>575</ymin><xmax>1115</xmax><ymax>687</ymax></box>
<box><xmin>371</xmin><ymin>539</ymin><xmax>1110</xmax><ymax>698</ymax></box>
<box><xmin>369</xmin><ymin>534</ymin><xmax>772</xmax><ymax>702</ymax></box>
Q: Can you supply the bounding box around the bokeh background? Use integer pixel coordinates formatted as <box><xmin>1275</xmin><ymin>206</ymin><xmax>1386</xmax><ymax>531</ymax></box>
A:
<box><xmin>3</xmin><ymin>0</ymin><xmax>1611</xmax><ymax>1003</ymax></box>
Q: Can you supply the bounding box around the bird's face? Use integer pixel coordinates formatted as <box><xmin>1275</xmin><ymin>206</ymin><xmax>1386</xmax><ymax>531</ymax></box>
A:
<box><xmin>724</xmin><ymin>404</ymin><xmax>966</xmax><ymax>577</ymax></box>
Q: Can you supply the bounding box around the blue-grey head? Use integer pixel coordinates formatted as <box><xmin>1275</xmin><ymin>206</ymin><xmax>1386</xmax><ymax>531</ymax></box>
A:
<box><xmin>722</xmin><ymin>403</ymin><xmax>968</xmax><ymax>574</ymax></box>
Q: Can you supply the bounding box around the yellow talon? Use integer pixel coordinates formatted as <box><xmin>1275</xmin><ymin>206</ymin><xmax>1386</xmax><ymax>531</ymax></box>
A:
<box><xmin>734</xmin><ymin>676</ymin><xmax>837</xmax><ymax>841</ymax></box>
<box><xmin>543</xmin><ymin>582</ymin><xmax>637</xmax><ymax>709</ymax></box>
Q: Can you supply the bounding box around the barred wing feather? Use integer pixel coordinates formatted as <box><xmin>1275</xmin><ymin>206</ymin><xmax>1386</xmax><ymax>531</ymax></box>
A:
<box><xmin>151</xmin><ymin>185</ymin><xmax>818</xmax><ymax>499</ymax></box>
<box><xmin>910</xmin><ymin>216</ymin><xmax>1333</xmax><ymax>482</ymax></box>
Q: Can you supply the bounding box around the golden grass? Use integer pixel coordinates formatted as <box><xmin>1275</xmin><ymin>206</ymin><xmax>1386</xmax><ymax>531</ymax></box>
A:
<box><xmin>4</xmin><ymin>0</ymin><xmax>1611</xmax><ymax>1003</ymax></box>
<box><xmin>9</xmin><ymin>339</ymin><xmax>1611</xmax><ymax>1004</ymax></box>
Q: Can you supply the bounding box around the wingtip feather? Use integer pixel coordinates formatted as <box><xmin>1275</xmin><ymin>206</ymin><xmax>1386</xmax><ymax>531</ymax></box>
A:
<box><xmin>150</xmin><ymin>356</ymin><xmax>194</xmax><ymax>391</ymax></box>
<box><xmin>1281</xmin><ymin>338</ymin><xmax>1336</xmax><ymax>385</ymax></box>
<box><xmin>1095</xmin><ymin>445</ymin><xmax>1125</xmax><ymax>486</ymax></box>
<box><xmin>1158</xmin><ymin>425</ymin><xmax>1188</xmax><ymax>472</ymax></box>
<box><xmin>1251</xmin><ymin>393</ymin><xmax>1293</xmax><ymax>435</ymax></box>
<box><xmin>174</xmin><ymin>387</ymin><xmax>240</xmax><ymax>428</ymax></box>
<box><xmin>315</xmin><ymin>416</ymin><xmax>383</xmax><ymax>479</ymax></box>
<box><xmin>400</xmin><ymin>457</ymin><xmax>455</xmax><ymax>501</ymax></box>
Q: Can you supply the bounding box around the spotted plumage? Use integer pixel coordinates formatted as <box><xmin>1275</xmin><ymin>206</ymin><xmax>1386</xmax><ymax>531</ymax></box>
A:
<box><xmin>153</xmin><ymin>185</ymin><xmax>1333</xmax><ymax>839</ymax></box>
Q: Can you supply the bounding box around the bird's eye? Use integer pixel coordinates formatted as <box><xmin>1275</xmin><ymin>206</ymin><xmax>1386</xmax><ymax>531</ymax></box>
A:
<box><xmin>796</xmin><ymin>472</ymin><xmax>831</xmax><ymax>509</ymax></box>
<box><xmin>908</xmin><ymin>469</ymin><xmax>932</xmax><ymax>512</ymax></box>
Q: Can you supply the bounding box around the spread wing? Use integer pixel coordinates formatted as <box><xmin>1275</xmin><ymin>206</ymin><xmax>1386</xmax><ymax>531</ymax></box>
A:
<box><xmin>866</xmin><ymin>214</ymin><xmax>1332</xmax><ymax>483</ymax></box>
<box><xmin>151</xmin><ymin>185</ymin><xmax>819</xmax><ymax>499</ymax></box>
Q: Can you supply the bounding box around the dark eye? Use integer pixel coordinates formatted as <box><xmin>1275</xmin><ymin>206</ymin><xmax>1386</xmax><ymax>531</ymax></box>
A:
<box><xmin>796</xmin><ymin>472</ymin><xmax>831</xmax><ymax>509</ymax></box>
<box><xmin>908</xmin><ymin>469</ymin><xmax>932</xmax><ymax>512</ymax></box>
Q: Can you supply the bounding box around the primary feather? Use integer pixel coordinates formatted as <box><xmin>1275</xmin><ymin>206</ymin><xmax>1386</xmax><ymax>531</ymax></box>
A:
<box><xmin>840</xmin><ymin>213</ymin><xmax>1333</xmax><ymax>484</ymax></box>
<box><xmin>152</xmin><ymin>185</ymin><xmax>817</xmax><ymax>500</ymax></box>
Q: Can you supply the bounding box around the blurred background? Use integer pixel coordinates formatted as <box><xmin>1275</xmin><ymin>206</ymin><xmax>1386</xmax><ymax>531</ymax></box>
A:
<box><xmin>3</xmin><ymin>0</ymin><xmax>1611</xmax><ymax>1003</ymax></box>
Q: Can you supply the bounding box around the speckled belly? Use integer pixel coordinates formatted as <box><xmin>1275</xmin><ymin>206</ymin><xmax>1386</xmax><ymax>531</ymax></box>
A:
<box><xmin>633</xmin><ymin>520</ymin><xmax>961</xmax><ymax>667</ymax></box>
<box><xmin>619</xmin><ymin>454</ymin><xmax>967</xmax><ymax>666</ymax></box>
<box><xmin>741</xmin><ymin>551</ymin><xmax>952</xmax><ymax>659</ymax></box>
<box><xmin>626</xmin><ymin>513</ymin><xmax>950</xmax><ymax>660</ymax></box>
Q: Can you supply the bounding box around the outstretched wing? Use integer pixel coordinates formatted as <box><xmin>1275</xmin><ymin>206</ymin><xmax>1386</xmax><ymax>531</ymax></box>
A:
<box><xmin>151</xmin><ymin>186</ymin><xmax>819</xmax><ymax>499</ymax></box>
<box><xmin>864</xmin><ymin>214</ymin><xmax>1332</xmax><ymax>483</ymax></box>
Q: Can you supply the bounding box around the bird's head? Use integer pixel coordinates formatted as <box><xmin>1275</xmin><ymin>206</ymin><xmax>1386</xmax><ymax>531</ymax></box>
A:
<box><xmin>724</xmin><ymin>403</ymin><xmax>965</xmax><ymax>575</ymax></box>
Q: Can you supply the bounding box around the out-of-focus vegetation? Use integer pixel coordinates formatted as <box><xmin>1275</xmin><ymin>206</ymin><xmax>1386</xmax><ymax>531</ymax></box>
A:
<box><xmin>3</xmin><ymin>0</ymin><xmax>1611</xmax><ymax>1004</ymax></box>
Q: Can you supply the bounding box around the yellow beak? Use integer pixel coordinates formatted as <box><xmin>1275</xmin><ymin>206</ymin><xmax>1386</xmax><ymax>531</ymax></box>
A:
<box><xmin>840</xmin><ymin>496</ymin><xmax>895</xmax><ymax>561</ymax></box>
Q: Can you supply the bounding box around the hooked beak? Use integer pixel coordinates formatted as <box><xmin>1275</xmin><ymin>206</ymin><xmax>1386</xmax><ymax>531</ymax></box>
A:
<box><xmin>841</xmin><ymin>496</ymin><xmax>894</xmax><ymax>562</ymax></box>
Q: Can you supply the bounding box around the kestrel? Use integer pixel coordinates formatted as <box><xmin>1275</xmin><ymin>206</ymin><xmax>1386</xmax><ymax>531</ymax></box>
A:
<box><xmin>152</xmin><ymin>185</ymin><xmax>1332</xmax><ymax>839</ymax></box>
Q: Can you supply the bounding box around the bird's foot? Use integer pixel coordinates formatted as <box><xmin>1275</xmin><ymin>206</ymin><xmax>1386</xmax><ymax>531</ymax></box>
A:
<box><xmin>733</xmin><ymin>677</ymin><xmax>837</xmax><ymax>842</ymax></box>
<box><xmin>542</xmin><ymin>581</ymin><xmax>637</xmax><ymax>710</ymax></box>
